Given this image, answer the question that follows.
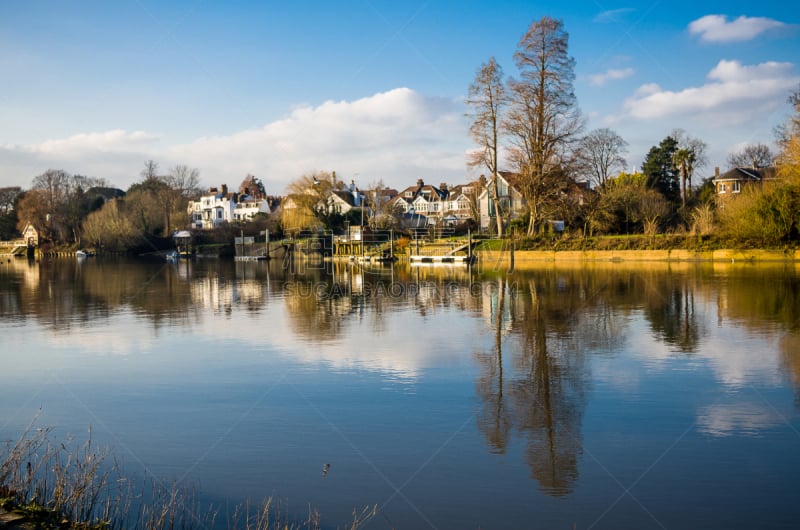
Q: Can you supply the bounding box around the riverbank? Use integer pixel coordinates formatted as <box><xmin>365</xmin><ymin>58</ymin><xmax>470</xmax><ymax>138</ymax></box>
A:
<box><xmin>476</xmin><ymin>248</ymin><xmax>800</xmax><ymax>267</ymax></box>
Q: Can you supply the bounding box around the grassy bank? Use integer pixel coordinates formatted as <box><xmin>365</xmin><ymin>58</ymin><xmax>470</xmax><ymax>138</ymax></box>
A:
<box><xmin>474</xmin><ymin>233</ymin><xmax>800</xmax><ymax>253</ymax></box>
<box><xmin>1</xmin><ymin>423</ymin><xmax>374</xmax><ymax>530</ymax></box>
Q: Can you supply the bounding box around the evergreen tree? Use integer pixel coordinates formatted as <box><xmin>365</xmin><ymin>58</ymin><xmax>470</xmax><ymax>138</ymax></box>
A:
<box><xmin>641</xmin><ymin>136</ymin><xmax>679</xmax><ymax>203</ymax></box>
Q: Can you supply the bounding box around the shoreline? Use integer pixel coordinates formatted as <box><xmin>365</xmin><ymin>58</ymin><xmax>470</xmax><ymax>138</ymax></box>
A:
<box><xmin>476</xmin><ymin>248</ymin><xmax>800</xmax><ymax>266</ymax></box>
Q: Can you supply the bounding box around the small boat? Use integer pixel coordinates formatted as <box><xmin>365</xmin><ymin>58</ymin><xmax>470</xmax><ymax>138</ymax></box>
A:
<box><xmin>165</xmin><ymin>250</ymin><xmax>179</xmax><ymax>262</ymax></box>
<box><xmin>76</xmin><ymin>249</ymin><xmax>94</xmax><ymax>259</ymax></box>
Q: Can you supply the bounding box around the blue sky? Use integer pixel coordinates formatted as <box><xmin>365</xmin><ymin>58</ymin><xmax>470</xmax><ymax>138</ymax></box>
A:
<box><xmin>1</xmin><ymin>1</ymin><xmax>799</xmax><ymax>192</ymax></box>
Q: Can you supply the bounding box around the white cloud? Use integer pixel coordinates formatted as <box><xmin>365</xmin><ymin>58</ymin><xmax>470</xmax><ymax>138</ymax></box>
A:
<box><xmin>593</xmin><ymin>8</ymin><xmax>636</xmax><ymax>24</ymax></box>
<box><xmin>689</xmin><ymin>14</ymin><xmax>787</xmax><ymax>43</ymax></box>
<box><xmin>588</xmin><ymin>67</ymin><xmax>635</xmax><ymax>86</ymax></box>
<box><xmin>696</xmin><ymin>402</ymin><xmax>783</xmax><ymax>437</ymax></box>
<box><xmin>618</xmin><ymin>59</ymin><xmax>799</xmax><ymax>124</ymax></box>
<box><xmin>29</xmin><ymin>130</ymin><xmax>161</xmax><ymax>157</ymax></box>
<box><xmin>0</xmin><ymin>88</ymin><xmax>469</xmax><ymax>191</ymax></box>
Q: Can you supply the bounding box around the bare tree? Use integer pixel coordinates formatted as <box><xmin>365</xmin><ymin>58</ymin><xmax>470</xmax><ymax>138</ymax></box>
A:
<box><xmin>167</xmin><ymin>165</ymin><xmax>201</xmax><ymax>198</ymax></box>
<box><xmin>141</xmin><ymin>160</ymin><xmax>159</xmax><ymax>180</ymax></box>
<box><xmin>726</xmin><ymin>143</ymin><xmax>776</xmax><ymax>169</ymax></box>
<box><xmin>577</xmin><ymin>128</ymin><xmax>627</xmax><ymax>189</ymax></box>
<box><xmin>505</xmin><ymin>17</ymin><xmax>584</xmax><ymax>236</ymax></box>
<box><xmin>467</xmin><ymin>57</ymin><xmax>507</xmax><ymax>236</ymax></box>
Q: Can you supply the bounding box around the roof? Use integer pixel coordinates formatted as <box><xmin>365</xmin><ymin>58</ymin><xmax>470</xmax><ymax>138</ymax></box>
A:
<box><xmin>714</xmin><ymin>166</ymin><xmax>778</xmax><ymax>183</ymax></box>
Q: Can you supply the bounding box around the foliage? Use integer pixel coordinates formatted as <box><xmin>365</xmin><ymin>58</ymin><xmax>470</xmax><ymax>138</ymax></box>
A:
<box><xmin>641</xmin><ymin>136</ymin><xmax>679</xmax><ymax>202</ymax></box>
<box><xmin>689</xmin><ymin>203</ymin><xmax>715</xmax><ymax>236</ymax></box>
<box><xmin>281</xmin><ymin>171</ymin><xmax>354</xmax><ymax>233</ymax></box>
<box><xmin>717</xmin><ymin>183</ymin><xmax>800</xmax><ymax>244</ymax></box>
<box><xmin>0</xmin><ymin>187</ymin><xmax>22</xmax><ymax>240</ymax></box>
<box><xmin>81</xmin><ymin>199</ymin><xmax>142</xmax><ymax>251</ymax></box>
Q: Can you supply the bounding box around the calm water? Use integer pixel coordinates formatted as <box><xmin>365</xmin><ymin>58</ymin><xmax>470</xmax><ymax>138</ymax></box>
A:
<box><xmin>1</xmin><ymin>256</ymin><xmax>799</xmax><ymax>529</ymax></box>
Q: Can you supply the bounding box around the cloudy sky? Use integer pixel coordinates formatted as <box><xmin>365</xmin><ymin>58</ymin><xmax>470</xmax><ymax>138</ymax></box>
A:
<box><xmin>1</xmin><ymin>1</ymin><xmax>798</xmax><ymax>193</ymax></box>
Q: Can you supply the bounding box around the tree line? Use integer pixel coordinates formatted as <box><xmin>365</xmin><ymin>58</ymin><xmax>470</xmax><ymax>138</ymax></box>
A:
<box><xmin>466</xmin><ymin>16</ymin><xmax>800</xmax><ymax>244</ymax></box>
<box><xmin>0</xmin><ymin>161</ymin><xmax>204</xmax><ymax>251</ymax></box>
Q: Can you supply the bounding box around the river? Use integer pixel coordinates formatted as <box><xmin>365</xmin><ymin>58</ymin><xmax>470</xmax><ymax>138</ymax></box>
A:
<box><xmin>1</xmin><ymin>256</ymin><xmax>799</xmax><ymax>529</ymax></box>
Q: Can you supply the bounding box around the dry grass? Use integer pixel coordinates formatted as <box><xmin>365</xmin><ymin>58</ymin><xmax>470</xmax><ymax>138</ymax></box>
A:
<box><xmin>2</xmin><ymin>419</ymin><xmax>376</xmax><ymax>530</ymax></box>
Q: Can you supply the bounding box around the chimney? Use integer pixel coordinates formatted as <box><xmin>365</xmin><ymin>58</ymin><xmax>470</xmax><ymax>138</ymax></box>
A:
<box><xmin>440</xmin><ymin>182</ymin><xmax>448</xmax><ymax>193</ymax></box>
<box><xmin>331</xmin><ymin>171</ymin><xmax>337</xmax><ymax>187</ymax></box>
<box><xmin>417</xmin><ymin>178</ymin><xmax>424</xmax><ymax>187</ymax></box>
<box><xmin>221</xmin><ymin>184</ymin><xmax>228</xmax><ymax>195</ymax></box>
<box><xmin>715</xmin><ymin>167</ymin><xmax>720</xmax><ymax>177</ymax></box>
<box><xmin>350</xmin><ymin>179</ymin><xmax>355</xmax><ymax>191</ymax></box>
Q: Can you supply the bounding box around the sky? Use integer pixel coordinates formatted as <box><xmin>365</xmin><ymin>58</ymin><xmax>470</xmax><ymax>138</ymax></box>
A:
<box><xmin>1</xmin><ymin>0</ymin><xmax>799</xmax><ymax>194</ymax></box>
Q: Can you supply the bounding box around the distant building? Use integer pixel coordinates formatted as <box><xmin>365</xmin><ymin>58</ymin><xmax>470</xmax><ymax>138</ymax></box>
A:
<box><xmin>188</xmin><ymin>184</ymin><xmax>276</xmax><ymax>229</ymax></box>
<box><xmin>21</xmin><ymin>223</ymin><xmax>38</xmax><ymax>247</ymax></box>
<box><xmin>478</xmin><ymin>172</ymin><xmax>525</xmax><ymax>231</ymax></box>
<box><xmin>712</xmin><ymin>165</ymin><xmax>779</xmax><ymax>197</ymax></box>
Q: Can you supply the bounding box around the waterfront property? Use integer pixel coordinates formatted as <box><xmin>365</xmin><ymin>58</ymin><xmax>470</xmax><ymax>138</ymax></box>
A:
<box><xmin>188</xmin><ymin>184</ymin><xmax>277</xmax><ymax>229</ymax></box>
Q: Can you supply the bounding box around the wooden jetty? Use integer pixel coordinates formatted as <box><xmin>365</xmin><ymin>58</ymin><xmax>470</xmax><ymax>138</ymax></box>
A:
<box><xmin>408</xmin><ymin>230</ymin><xmax>477</xmax><ymax>265</ymax></box>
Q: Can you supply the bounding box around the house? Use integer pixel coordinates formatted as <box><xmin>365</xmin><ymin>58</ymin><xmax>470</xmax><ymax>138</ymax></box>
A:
<box><xmin>21</xmin><ymin>223</ymin><xmax>38</xmax><ymax>247</ymax></box>
<box><xmin>712</xmin><ymin>165</ymin><xmax>779</xmax><ymax>197</ymax></box>
<box><xmin>478</xmin><ymin>172</ymin><xmax>525</xmax><ymax>231</ymax></box>
<box><xmin>188</xmin><ymin>184</ymin><xmax>276</xmax><ymax>229</ymax></box>
<box><xmin>443</xmin><ymin>183</ymin><xmax>478</xmax><ymax>222</ymax></box>
<box><xmin>389</xmin><ymin>179</ymin><xmax>448</xmax><ymax>225</ymax></box>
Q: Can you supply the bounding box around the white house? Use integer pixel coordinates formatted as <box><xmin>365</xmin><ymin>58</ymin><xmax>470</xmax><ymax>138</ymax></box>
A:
<box><xmin>188</xmin><ymin>184</ymin><xmax>274</xmax><ymax>229</ymax></box>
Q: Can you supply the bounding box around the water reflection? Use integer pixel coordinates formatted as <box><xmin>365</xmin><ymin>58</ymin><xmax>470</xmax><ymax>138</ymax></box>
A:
<box><xmin>3</xmin><ymin>257</ymin><xmax>800</xmax><ymax>509</ymax></box>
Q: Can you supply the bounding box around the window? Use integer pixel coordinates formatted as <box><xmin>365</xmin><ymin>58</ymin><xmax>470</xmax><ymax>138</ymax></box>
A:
<box><xmin>458</xmin><ymin>197</ymin><xmax>469</xmax><ymax>210</ymax></box>
<box><xmin>217</xmin><ymin>210</ymin><xmax>223</xmax><ymax>219</ymax></box>
<box><xmin>732</xmin><ymin>181</ymin><xmax>741</xmax><ymax>193</ymax></box>
<box><xmin>719</xmin><ymin>183</ymin><xmax>727</xmax><ymax>194</ymax></box>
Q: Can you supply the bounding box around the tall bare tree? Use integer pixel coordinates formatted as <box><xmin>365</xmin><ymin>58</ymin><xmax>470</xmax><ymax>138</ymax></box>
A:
<box><xmin>467</xmin><ymin>57</ymin><xmax>507</xmax><ymax>236</ymax></box>
<box><xmin>505</xmin><ymin>17</ymin><xmax>583</xmax><ymax>236</ymax></box>
<box><xmin>577</xmin><ymin>128</ymin><xmax>627</xmax><ymax>189</ymax></box>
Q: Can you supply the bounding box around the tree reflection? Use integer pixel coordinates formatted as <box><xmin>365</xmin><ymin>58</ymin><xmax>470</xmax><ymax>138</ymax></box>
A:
<box><xmin>512</xmin><ymin>276</ymin><xmax>586</xmax><ymax>496</ymax></box>
<box><xmin>642</xmin><ymin>273</ymin><xmax>703</xmax><ymax>352</ymax></box>
<box><xmin>476</xmin><ymin>270</ymin><xmax>610</xmax><ymax>496</ymax></box>
<box><xmin>475</xmin><ymin>278</ymin><xmax>512</xmax><ymax>454</ymax></box>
